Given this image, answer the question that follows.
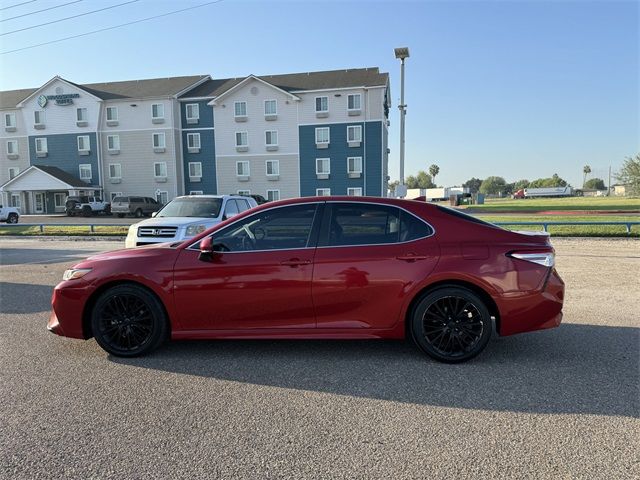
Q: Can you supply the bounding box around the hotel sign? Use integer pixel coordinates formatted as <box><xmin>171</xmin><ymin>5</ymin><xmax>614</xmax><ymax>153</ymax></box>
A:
<box><xmin>37</xmin><ymin>93</ymin><xmax>80</xmax><ymax>107</ymax></box>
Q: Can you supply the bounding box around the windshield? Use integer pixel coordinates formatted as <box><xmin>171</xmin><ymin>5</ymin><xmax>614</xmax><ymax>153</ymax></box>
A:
<box><xmin>157</xmin><ymin>197</ymin><xmax>223</xmax><ymax>218</ymax></box>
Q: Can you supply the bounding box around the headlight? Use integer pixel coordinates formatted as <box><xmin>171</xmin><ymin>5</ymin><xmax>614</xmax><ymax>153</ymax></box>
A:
<box><xmin>186</xmin><ymin>225</ymin><xmax>206</xmax><ymax>236</ymax></box>
<box><xmin>62</xmin><ymin>268</ymin><xmax>92</xmax><ymax>281</ymax></box>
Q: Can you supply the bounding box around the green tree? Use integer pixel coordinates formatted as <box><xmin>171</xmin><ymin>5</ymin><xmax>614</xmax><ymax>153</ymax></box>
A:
<box><xmin>529</xmin><ymin>174</ymin><xmax>568</xmax><ymax>188</ymax></box>
<box><xmin>583</xmin><ymin>165</ymin><xmax>591</xmax><ymax>187</ymax></box>
<box><xmin>479</xmin><ymin>176</ymin><xmax>507</xmax><ymax>195</ymax></box>
<box><xmin>428</xmin><ymin>164</ymin><xmax>440</xmax><ymax>185</ymax></box>
<box><xmin>616</xmin><ymin>153</ymin><xmax>640</xmax><ymax>195</ymax></box>
<box><xmin>462</xmin><ymin>177</ymin><xmax>483</xmax><ymax>194</ymax></box>
<box><xmin>513</xmin><ymin>179</ymin><xmax>530</xmax><ymax>191</ymax></box>
<box><xmin>584</xmin><ymin>178</ymin><xmax>606</xmax><ymax>190</ymax></box>
<box><xmin>387</xmin><ymin>180</ymin><xmax>400</xmax><ymax>194</ymax></box>
<box><xmin>406</xmin><ymin>170</ymin><xmax>435</xmax><ymax>189</ymax></box>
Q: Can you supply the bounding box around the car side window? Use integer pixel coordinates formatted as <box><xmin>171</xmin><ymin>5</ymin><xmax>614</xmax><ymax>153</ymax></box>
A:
<box><xmin>399</xmin><ymin>210</ymin><xmax>434</xmax><ymax>241</ymax></box>
<box><xmin>224</xmin><ymin>200</ymin><xmax>239</xmax><ymax>218</ymax></box>
<box><xmin>324</xmin><ymin>203</ymin><xmax>402</xmax><ymax>246</ymax></box>
<box><xmin>211</xmin><ymin>204</ymin><xmax>318</xmax><ymax>252</ymax></box>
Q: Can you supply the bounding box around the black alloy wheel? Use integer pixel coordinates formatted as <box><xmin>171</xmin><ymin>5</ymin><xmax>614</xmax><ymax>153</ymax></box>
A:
<box><xmin>411</xmin><ymin>287</ymin><xmax>492</xmax><ymax>363</ymax></box>
<box><xmin>91</xmin><ymin>284</ymin><xmax>168</xmax><ymax>357</ymax></box>
<box><xmin>7</xmin><ymin>213</ymin><xmax>18</xmax><ymax>224</ymax></box>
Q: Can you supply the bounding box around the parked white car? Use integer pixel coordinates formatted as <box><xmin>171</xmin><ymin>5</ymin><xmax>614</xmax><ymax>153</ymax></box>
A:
<box><xmin>0</xmin><ymin>204</ymin><xmax>20</xmax><ymax>223</ymax></box>
<box><xmin>125</xmin><ymin>195</ymin><xmax>258</xmax><ymax>248</ymax></box>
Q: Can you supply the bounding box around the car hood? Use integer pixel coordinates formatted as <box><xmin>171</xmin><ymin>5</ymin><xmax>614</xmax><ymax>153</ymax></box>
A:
<box><xmin>132</xmin><ymin>217</ymin><xmax>222</xmax><ymax>228</ymax></box>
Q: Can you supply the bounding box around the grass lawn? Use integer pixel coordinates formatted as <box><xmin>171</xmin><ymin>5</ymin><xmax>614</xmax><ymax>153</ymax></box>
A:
<box><xmin>466</xmin><ymin>196</ymin><xmax>640</xmax><ymax>212</ymax></box>
<box><xmin>477</xmin><ymin>215</ymin><xmax>640</xmax><ymax>237</ymax></box>
<box><xmin>0</xmin><ymin>225</ymin><xmax>128</xmax><ymax>236</ymax></box>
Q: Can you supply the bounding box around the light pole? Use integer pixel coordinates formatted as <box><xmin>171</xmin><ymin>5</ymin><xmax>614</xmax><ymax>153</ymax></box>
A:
<box><xmin>394</xmin><ymin>47</ymin><xmax>409</xmax><ymax>198</ymax></box>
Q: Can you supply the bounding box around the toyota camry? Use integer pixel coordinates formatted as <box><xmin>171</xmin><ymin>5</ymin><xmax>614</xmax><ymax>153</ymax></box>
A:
<box><xmin>49</xmin><ymin>197</ymin><xmax>564</xmax><ymax>363</ymax></box>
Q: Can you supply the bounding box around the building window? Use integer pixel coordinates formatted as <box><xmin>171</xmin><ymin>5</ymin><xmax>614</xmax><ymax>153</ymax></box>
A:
<box><xmin>6</xmin><ymin>140</ymin><xmax>18</xmax><ymax>155</ymax></box>
<box><xmin>155</xmin><ymin>191</ymin><xmax>168</xmax><ymax>205</ymax></box>
<box><xmin>34</xmin><ymin>110</ymin><xmax>45</xmax><ymax>126</ymax></box>
<box><xmin>237</xmin><ymin>190</ymin><xmax>251</xmax><ymax>196</ymax></box>
<box><xmin>79</xmin><ymin>164</ymin><xmax>92</xmax><ymax>181</ymax></box>
<box><xmin>315</xmin><ymin>127</ymin><xmax>330</xmax><ymax>146</ymax></box>
<box><xmin>190</xmin><ymin>190</ymin><xmax>203</xmax><ymax>195</ymax></box>
<box><xmin>234</xmin><ymin>101</ymin><xmax>247</xmax><ymax>117</ymax></box>
<box><xmin>10</xmin><ymin>193</ymin><xmax>20</xmax><ymax>208</ymax></box>
<box><xmin>347</xmin><ymin>187</ymin><xmax>363</xmax><ymax>196</ymax></box>
<box><xmin>76</xmin><ymin>108</ymin><xmax>87</xmax><ymax>122</ymax></box>
<box><xmin>266</xmin><ymin>189</ymin><xmax>280</xmax><ymax>202</ymax></box>
<box><xmin>347</xmin><ymin>125</ymin><xmax>362</xmax><ymax>143</ymax></box>
<box><xmin>54</xmin><ymin>193</ymin><xmax>66</xmax><ymax>208</ymax></box>
<box><xmin>4</xmin><ymin>113</ymin><xmax>16</xmax><ymax>128</ymax></box>
<box><xmin>107</xmin><ymin>135</ymin><xmax>120</xmax><ymax>151</ymax></box>
<box><xmin>264</xmin><ymin>99</ymin><xmax>277</xmax><ymax>115</ymax></box>
<box><xmin>348</xmin><ymin>94</ymin><xmax>361</xmax><ymax>111</ymax></box>
<box><xmin>109</xmin><ymin>163</ymin><xmax>122</xmax><ymax>179</ymax></box>
<box><xmin>316</xmin><ymin>158</ymin><xmax>330</xmax><ymax>175</ymax></box>
<box><xmin>316</xmin><ymin>188</ymin><xmax>331</xmax><ymax>196</ymax></box>
<box><xmin>266</xmin><ymin>159</ymin><xmax>279</xmax><ymax>176</ymax></box>
<box><xmin>347</xmin><ymin>156</ymin><xmax>363</xmax><ymax>175</ymax></box>
<box><xmin>152</xmin><ymin>103</ymin><xmax>164</xmax><ymax>120</ymax></box>
<box><xmin>315</xmin><ymin>96</ymin><xmax>328</xmax><ymax>112</ymax></box>
<box><xmin>187</xmin><ymin>132</ymin><xmax>201</xmax><ymax>150</ymax></box>
<box><xmin>35</xmin><ymin>137</ymin><xmax>48</xmax><ymax>154</ymax></box>
<box><xmin>188</xmin><ymin>162</ymin><xmax>202</xmax><ymax>178</ymax></box>
<box><xmin>77</xmin><ymin>135</ymin><xmax>90</xmax><ymax>153</ymax></box>
<box><xmin>265</xmin><ymin>130</ymin><xmax>278</xmax><ymax>147</ymax></box>
<box><xmin>8</xmin><ymin>167</ymin><xmax>19</xmax><ymax>179</ymax></box>
<box><xmin>235</xmin><ymin>131</ymin><xmax>248</xmax><ymax>147</ymax></box>
<box><xmin>152</xmin><ymin>133</ymin><xmax>166</xmax><ymax>149</ymax></box>
<box><xmin>236</xmin><ymin>161</ymin><xmax>250</xmax><ymax>177</ymax></box>
<box><xmin>106</xmin><ymin>106</ymin><xmax>118</xmax><ymax>121</ymax></box>
<box><xmin>186</xmin><ymin>103</ymin><xmax>200</xmax><ymax>122</ymax></box>
<box><xmin>154</xmin><ymin>162</ymin><xmax>167</xmax><ymax>178</ymax></box>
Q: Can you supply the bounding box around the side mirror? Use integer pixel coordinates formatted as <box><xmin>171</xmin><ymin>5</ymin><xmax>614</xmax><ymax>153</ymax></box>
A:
<box><xmin>151</xmin><ymin>211</ymin><xmax>157</xmax><ymax>217</ymax></box>
<box><xmin>198</xmin><ymin>236</ymin><xmax>216</xmax><ymax>262</ymax></box>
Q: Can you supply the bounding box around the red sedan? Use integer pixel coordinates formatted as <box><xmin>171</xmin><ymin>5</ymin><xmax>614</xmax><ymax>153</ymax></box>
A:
<box><xmin>49</xmin><ymin>197</ymin><xmax>564</xmax><ymax>363</ymax></box>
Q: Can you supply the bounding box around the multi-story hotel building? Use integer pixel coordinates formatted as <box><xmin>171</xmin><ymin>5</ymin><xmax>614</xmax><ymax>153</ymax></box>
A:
<box><xmin>0</xmin><ymin>68</ymin><xmax>390</xmax><ymax>213</ymax></box>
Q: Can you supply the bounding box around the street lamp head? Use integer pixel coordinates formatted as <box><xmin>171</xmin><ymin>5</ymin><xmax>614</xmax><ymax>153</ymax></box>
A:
<box><xmin>394</xmin><ymin>47</ymin><xmax>410</xmax><ymax>60</ymax></box>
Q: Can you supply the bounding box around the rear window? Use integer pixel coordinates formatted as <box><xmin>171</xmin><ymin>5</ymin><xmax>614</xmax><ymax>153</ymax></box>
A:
<box><xmin>435</xmin><ymin>205</ymin><xmax>500</xmax><ymax>228</ymax></box>
<box><xmin>113</xmin><ymin>197</ymin><xmax>128</xmax><ymax>202</ymax></box>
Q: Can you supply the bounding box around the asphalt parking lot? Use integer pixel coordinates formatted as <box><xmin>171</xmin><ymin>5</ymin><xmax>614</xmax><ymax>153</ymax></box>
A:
<box><xmin>0</xmin><ymin>237</ymin><xmax>638</xmax><ymax>479</ymax></box>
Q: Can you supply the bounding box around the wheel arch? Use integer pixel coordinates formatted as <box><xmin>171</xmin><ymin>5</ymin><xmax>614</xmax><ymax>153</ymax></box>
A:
<box><xmin>404</xmin><ymin>279</ymin><xmax>501</xmax><ymax>337</ymax></box>
<box><xmin>82</xmin><ymin>280</ymin><xmax>171</xmax><ymax>339</ymax></box>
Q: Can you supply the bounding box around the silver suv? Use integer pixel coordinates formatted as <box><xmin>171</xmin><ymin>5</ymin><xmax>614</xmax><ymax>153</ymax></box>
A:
<box><xmin>125</xmin><ymin>195</ymin><xmax>257</xmax><ymax>248</ymax></box>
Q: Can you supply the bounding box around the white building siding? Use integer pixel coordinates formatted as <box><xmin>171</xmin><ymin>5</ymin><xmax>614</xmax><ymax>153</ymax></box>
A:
<box><xmin>0</xmin><ymin>136</ymin><xmax>29</xmax><ymax>187</ymax></box>
<box><xmin>99</xmin><ymin>98</ymin><xmax>178</xmax><ymax>132</ymax></box>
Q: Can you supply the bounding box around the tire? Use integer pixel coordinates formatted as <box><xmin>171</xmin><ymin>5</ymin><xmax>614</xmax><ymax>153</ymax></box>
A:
<box><xmin>117</xmin><ymin>213</ymin><xmax>125</xmax><ymax>218</ymax></box>
<box><xmin>410</xmin><ymin>287</ymin><xmax>492</xmax><ymax>363</ymax></box>
<box><xmin>104</xmin><ymin>205</ymin><xmax>111</xmax><ymax>215</ymax></box>
<box><xmin>134</xmin><ymin>208</ymin><xmax>143</xmax><ymax>218</ymax></box>
<box><xmin>82</xmin><ymin>206</ymin><xmax>92</xmax><ymax>217</ymax></box>
<box><xmin>91</xmin><ymin>284</ymin><xmax>169</xmax><ymax>357</ymax></box>
<box><xmin>6</xmin><ymin>213</ymin><xmax>18</xmax><ymax>224</ymax></box>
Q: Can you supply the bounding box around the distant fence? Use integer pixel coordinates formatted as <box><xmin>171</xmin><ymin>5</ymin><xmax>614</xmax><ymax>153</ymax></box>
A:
<box><xmin>1</xmin><ymin>221</ymin><xmax>639</xmax><ymax>235</ymax></box>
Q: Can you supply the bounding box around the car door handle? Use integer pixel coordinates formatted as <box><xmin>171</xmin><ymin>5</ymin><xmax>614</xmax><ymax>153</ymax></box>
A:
<box><xmin>280</xmin><ymin>258</ymin><xmax>312</xmax><ymax>267</ymax></box>
<box><xmin>396</xmin><ymin>254</ymin><xmax>429</xmax><ymax>262</ymax></box>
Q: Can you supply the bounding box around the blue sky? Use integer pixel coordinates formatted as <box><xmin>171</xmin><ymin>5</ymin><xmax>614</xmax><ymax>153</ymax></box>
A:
<box><xmin>1</xmin><ymin>0</ymin><xmax>638</xmax><ymax>187</ymax></box>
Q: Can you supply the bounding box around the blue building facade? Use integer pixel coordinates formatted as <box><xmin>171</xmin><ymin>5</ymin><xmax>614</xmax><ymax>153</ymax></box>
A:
<box><xmin>180</xmin><ymin>100</ymin><xmax>217</xmax><ymax>195</ymax></box>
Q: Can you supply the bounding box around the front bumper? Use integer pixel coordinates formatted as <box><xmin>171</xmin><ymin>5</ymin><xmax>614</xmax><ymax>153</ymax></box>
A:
<box><xmin>48</xmin><ymin>282</ymin><xmax>94</xmax><ymax>339</ymax></box>
<box><xmin>497</xmin><ymin>268</ymin><xmax>565</xmax><ymax>336</ymax></box>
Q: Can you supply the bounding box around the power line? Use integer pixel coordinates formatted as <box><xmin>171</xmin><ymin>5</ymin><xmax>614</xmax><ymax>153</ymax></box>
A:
<box><xmin>0</xmin><ymin>0</ymin><xmax>225</xmax><ymax>54</ymax></box>
<box><xmin>1</xmin><ymin>0</ymin><xmax>83</xmax><ymax>23</ymax></box>
<box><xmin>0</xmin><ymin>0</ymin><xmax>37</xmax><ymax>11</ymax></box>
<box><xmin>1</xmin><ymin>0</ymin><xmax>140</xmax><ymax>36</ymax></box>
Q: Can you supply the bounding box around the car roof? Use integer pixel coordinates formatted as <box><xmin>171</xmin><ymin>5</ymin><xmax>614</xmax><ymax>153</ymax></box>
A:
<box><xmin>175</xmin><ymin>195</ymin><xmax>247</xmax><ymax>199</ymax></box>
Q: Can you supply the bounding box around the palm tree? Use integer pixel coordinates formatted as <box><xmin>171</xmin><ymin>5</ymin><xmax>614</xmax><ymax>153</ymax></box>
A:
<box><xmin>429</xmin><ymin>164</ymin><xmax>440</xmax><ymax>185</ymax></box>
<box><xmin>583</xmin><ymin>165</ymin><xmax>591</xmax><ymax>187</ymax></box>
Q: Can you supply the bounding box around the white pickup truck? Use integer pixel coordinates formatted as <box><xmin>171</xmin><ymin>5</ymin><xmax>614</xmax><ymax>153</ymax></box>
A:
<box><xmin>0</xmin><ymin>204</ymin><xmax>20</xmax><ymax>223</ymax></box>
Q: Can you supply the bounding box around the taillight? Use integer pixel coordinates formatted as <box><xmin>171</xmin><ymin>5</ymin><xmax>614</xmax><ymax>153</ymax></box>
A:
<box><xmin>508</xmin><ymin>251</ymin><xmax>555</xmax><ymax>267</ymax></box>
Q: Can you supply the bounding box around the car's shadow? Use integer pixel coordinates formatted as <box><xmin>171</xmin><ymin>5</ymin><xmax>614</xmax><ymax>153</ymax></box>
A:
<box><xmin>110</xmin><ymin>323</ymin><xmax>639</xmax><ymax>418</ymax></box>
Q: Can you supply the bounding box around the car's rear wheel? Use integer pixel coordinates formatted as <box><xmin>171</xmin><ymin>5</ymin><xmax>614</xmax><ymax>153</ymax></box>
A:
<box><xmin>134</xmin><ymin>208</ymin><xmax>143</xmax><ymax>218</ymax></box>
<box><xmin>82</xmin><ymin>206</ymin><xmax>92</xmax><ymax>217</ymax></box>
<box><xmin>91</xmin><ymin>284</ymin><xmax>168</xmax><ymax>357</ymax></box>
<box><xmin>410</xmin><ymin>287</ymin><xmax>492</xmax><ymax>363</ymax></box>
<box><xmin>7</xmin><ymin>213</ymin><xmax>18</xmax><ymax>224</ymax></box>
<box><xmin>117</xmin><ymin>213</ymin><xmax>125</xmax><ymax>218</ymax></box>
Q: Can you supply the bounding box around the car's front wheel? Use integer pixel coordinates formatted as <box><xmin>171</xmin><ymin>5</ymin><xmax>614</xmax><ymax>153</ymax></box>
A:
<box><xmin>91</xmin><ymin>284</ymin><xmax>168</xmax><ymax>357</ymax></box>
<box><xmin>410</xmin><ymin>287</ymin><xmax>492</xmax><ymax>363</ymax></box>
<box><xmin>6</xmin><ymin>213</ymin><xmax>18</xmax><ymax>224</ymax></box>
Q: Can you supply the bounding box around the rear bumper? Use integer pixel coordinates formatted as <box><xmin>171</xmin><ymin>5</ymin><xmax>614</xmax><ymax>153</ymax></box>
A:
<box><xmin>48</xmin><ymin>282</ymin><xmax>94</xmax><ymax>339</ymax></box>
<box><xmin>497</xmin><ymin>268</ymin><xmax>565</xmax><ymax>336</ymax></box>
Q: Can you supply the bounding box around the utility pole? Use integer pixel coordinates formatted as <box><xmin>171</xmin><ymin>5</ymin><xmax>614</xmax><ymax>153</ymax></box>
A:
<box><xmin>394</xmin><ymin>47</ymin><xmax>410</xmax><ymax>198</ymax></box>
